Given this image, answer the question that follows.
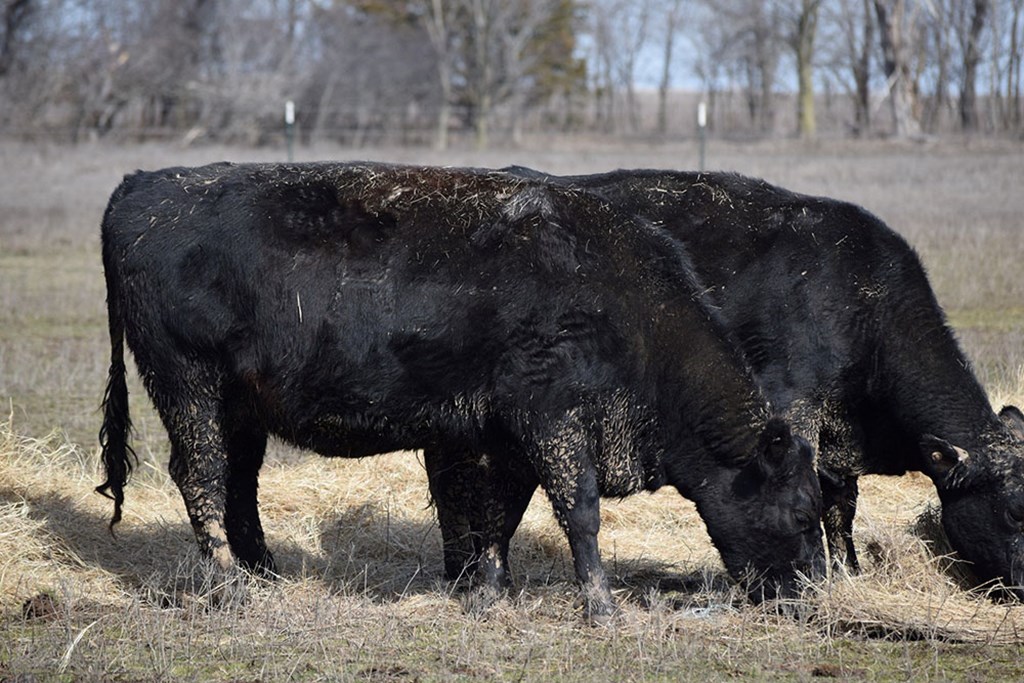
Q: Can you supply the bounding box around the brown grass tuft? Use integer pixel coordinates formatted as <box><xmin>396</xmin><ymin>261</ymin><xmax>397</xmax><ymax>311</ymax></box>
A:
<box><xmin>807</xmin><ymin>514</ymin><xmax>1023</xmax><ymax>644</ymax></box>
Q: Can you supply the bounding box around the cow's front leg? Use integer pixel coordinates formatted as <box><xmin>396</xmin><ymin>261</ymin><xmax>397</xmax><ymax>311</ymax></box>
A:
<box><xmin>820</xmin><ymin>469</ymin><xmax>860</xmax><ymax>574</ymax></box>
<box><xmin>547</xmin><ymin>466</ymin><xmax>612</xmax><ymax>623</ymax></box>
<box><xmin>530</xmin><ymin>418</ymin><xmax>614</xmax><ymax>623</ymax></box>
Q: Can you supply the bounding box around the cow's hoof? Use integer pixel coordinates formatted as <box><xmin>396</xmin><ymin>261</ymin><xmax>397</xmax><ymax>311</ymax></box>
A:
<box><xmin>585</xmin><ymin>609</ymin><xmax>617</xmax><ymax>627</ymax></box>
<box><xmin>580</xmin><ymin>580</ymin><xmax>617</xmax><ymax>626</ymax></box>
<box><xmin>459</xmin><ymin>583</ymin><xmax>506</xmax><ymax>616</ymax></box>
<box><xmin>241</xmin><ymin>551</ymin><xmax>279</xmax><ymax>580</ymax></box>
<box><xmin>581</xmin><ymin>594</ymin><xmax>617</xmax><ymax>626</ymax></box>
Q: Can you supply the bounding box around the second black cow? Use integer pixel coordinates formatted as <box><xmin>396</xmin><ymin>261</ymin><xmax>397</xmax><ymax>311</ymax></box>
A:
<box><xmin>432</xmin><ymin>165</ymin><xmax>1024</xmax><ymax>597</ymax></box>
<box><xmin>97</xmin><ymin>161</ymin><xmax>824</xmax><ymax>620</ymax></box>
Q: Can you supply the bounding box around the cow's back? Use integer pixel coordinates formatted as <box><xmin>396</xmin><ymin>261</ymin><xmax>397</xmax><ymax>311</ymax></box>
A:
<box><xmin>558</xmin><ymin>168</ymin><xmax>998</xmax><ymax>475</ymax></box>
<box><xmin>101</xmin><ymin>162</ymin><xmax>698</xmax><ymax>473</ymax></box>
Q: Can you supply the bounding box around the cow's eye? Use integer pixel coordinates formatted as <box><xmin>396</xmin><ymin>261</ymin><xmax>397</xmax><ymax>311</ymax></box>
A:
<box><xmin>1004</xmin><ymin>506</ymin><xmax>1024</xmax><ymax>529</ymax></box>
<box><xmin>794</xmin><ymin>509</ymin><xmax>815</xmax><ymax>531</ymax></box>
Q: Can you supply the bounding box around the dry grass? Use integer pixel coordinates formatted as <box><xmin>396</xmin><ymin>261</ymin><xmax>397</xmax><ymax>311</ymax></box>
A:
<box><xmin>810</xmin><ymin>513</ymin><xmax>1022</xmax><ymax>645</ymax></box>
<box><xmin>2</xmin><ymin>137</ymin><xmax>1024</xmax><ymax>680</ymax></box>
<box><xmin>4</xmin><ymin>416</ymin><xmax>1024</xmax><ymax>680</ymax></box>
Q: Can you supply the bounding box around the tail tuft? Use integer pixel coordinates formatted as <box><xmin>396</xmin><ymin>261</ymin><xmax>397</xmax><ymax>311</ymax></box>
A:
<box><xmin>96</xmin><ymin>352</ymin><xmax>136</xmax><ymax>532</ymax></box>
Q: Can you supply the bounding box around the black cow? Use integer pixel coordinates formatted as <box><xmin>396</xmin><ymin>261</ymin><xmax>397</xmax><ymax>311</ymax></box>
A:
<box><xmin>96</xmin><ymin>161</ymin><xmax>824</xmax><ymax>620</ymax></box>
<box><xmin>443</xmin><ymin>166</ymin><xmax>1021</xmax><ymax>597</ymax></box>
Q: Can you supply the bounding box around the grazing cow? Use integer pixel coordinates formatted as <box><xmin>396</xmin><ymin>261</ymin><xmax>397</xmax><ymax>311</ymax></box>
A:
<box><xmin>96</xmin><ymin>161</ymin><xmax>824</xmax><ymax>620</ymax></box>
<box><xmin>462</xmin><ymin>166</ymin><xmax>1022</xmax><ymax>596</ymax></box>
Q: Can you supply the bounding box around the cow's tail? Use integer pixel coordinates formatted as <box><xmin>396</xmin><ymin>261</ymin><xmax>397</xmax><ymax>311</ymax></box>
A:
<box><xmin>96</xmin><ymin>181</ymin><xmax>138</xmax><ymax>533</ymax></box>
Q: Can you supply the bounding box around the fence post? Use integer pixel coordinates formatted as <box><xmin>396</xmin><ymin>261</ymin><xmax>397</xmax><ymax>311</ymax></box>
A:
<box><xmin>285</xmin><ymin>100</ymin><xmax>295</xmax><ymax>162</ymax></box>
<box><xmin>697</xmin><ymin>100</ymin><xmax>707</xmax><ymax>172</ymax></box>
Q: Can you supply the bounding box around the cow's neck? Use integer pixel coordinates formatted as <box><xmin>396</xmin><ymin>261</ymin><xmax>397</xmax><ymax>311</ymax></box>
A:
<box><xmin>875</xmin><ymin>301</ymin><xmax>1002</xmax><ymax>450</ymax></box>
<box><xmin>650</xmin><ymin>299</ymin><xmax>768</xmax><ymax>470</ymax></box>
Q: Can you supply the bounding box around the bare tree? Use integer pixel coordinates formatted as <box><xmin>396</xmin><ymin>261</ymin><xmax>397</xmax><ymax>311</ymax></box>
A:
<box><xmin>959</xmin><ymin>0</ymin><xmax>990</xmax><ymax>130</ymax></box>
<box><xmin>588</xmin><ymin>0</ymin><xmax>651</xmax><ymax>133</ymax></box>
<box><xmin>787</xmin><ymin>0</ymin><xmax>823</xmax><ymax>138</ymax></box>
<box><xmin>0</xmin><ymin>0</ymin><xmax>32</xmax><ymax>77</ymax></box>
<box><xmin>306</xmin><ymin>2</ymin><xmax>437</xmax><ymax>146</ymax></box>
<box><xmin>829</xmin><ymin>0</ymin><xmax>876</xmax><ymax>135</ymax></box>
<box><xmin>459</xmin><ymin>0</ymin><xmax>562</xmax><ymax>147</ymax></box>
<box><xmin>420</xmin><ymin>0</ymin><xmax>456</xmax><ymax>149</ymax></box>
<box><xmin>655</xmin><ymin>0</ymin><xmax>686</xmax><ymax>135</ymax></box>
<box><xmin>874</xmin><ymin>0</ymin><xmax>923</xmax><ymax>136</ymax></box>
<box><xmin>691</xmin><ymin>5</ymin><xmax>734</xmax><ymax>131</ymax></box>
<box><xmin>916</xmin><ymin>0</ymin><xmax>952</xmax><ymax>132</ymax></box>
<box><xmin>716</xmin><ymin>0</ymin><xmax>784</xmax><ymax>133</ymax></box>
<box><xmin>465</xmin><ymin>0</ymin><xmax>498</xmax><ymax>148</ymax></box>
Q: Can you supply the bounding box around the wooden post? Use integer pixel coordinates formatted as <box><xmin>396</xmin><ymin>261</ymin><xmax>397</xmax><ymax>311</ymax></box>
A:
<box><xmin>697</xmin><ymin>100</ymin><xmax>707</xmax><ymax>172</ymax></box>
<box><xmin>285</xmin><ymin>100</ymin><xmax>295</xmax><ymax>162</ymax></box>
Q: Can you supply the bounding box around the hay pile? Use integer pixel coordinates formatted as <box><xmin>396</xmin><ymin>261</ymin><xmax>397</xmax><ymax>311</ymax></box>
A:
<box><xmin>0</xmin><ymin>422</ymin><xmax>132</xmax><ymax>604</ymax></box>
<box><xmin>4</xmin><ymin>415</ymin><xmax>1024</xmax><ymax>646</ymax></box>
<box><xmin>806</xmin><ymin>510</ymin><xmax>1023</xmax><ymax>643</ymax></box>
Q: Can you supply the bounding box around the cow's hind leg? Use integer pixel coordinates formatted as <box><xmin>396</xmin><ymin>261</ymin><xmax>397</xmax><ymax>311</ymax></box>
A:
<box><xmin>470</xmin><ymin>454</ymin><xmax>538</xmax><ymax>595</ymax></box>
<box><xmin>156</xmin><ymin>369</ymin><xmax>236</xmax><ymax>573</ymax></box>
<box><xmin>425</xmin><ymin>446</ymin><xmax>481</xmax><ymax>582</ymax></box>
<box><xmin>427</xmin><ymin>445</ymin><xmax>538</xmax><ymax>604</ymax></box>
<box><xmin>223</xmin><ymin>394</ymin><xmax>274</xmax><ymax>576</ymax></box>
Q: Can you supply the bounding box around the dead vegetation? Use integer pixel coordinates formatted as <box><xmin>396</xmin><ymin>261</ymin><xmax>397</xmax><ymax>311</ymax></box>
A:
<box><xmin>2</xmin><ymin>138</ymin><xmax>1024</xmax><ymax>679</ymax></box>
<box><xmin>4</xmin><ymin>415</ymin><xmax>1024</xmax><ymax>680</ymax></box>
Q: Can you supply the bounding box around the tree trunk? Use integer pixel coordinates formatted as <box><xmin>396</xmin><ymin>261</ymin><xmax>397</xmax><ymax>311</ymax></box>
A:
<box><xmin>424</xmin><ymin>0</ymin><xmax>453</xmax><ymax>150</ymax></box>
<box><xmin>959</xmin><ymin>0</ymin><xmax>989</xmax><ymax>132</ymax></box>
<box><xmin>924</xmin><ymin>10</ymin><xmax>950</xmax><ymax>134</ymax></box>
<box><xmin>436</xmin><ymin>63</ymin><xmax>452</xmax><ymax>150</ymax></box>
<box><xmin>795</xmin><ymin>0</ymin><xmax>820</xmax><ymax>139</ymax></box>
<box><xmin>656</xmin><ymin>22</ymin><xmax>674</xmax><ymax>134</ymax></box>
<box><xmin>1010</xmin><ymin>0</ymin><xmax>1023</xmax><ymax>131</ymax></box>
<box><xmin>853</xmin><ymin>0</ymin><xmax>874</xmax><ymax>135</ymax></box>
<box><xmin>0</xmin><ymin>0</ymin><xmax>32</xmax><ymax>77</ymax></box>
<box><xmin>874</xmin><ymin>0</ymin><xmax>921</xmax><ymax>138</ymax></box>
<box><xmin>472</xmin><ymin>0</ymin><xmax>491</xmax><ymax>149</ymax></box>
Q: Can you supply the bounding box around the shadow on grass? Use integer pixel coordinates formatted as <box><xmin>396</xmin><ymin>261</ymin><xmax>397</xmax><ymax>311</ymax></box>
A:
<box><xmin>2</xmin><ymin>482</ymin><xmax>734</xmax><ymax>613</ymax></box>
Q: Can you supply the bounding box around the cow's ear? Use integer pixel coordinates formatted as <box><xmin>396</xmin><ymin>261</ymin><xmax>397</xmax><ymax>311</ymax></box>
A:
<box><xmin>919</xmin><ymin>435</ymin><xmax>969</xmax><ymax>483</ymax></box>
<box><xmin>1000</xmin><ymin>405</ymin><xmax>1024</xmax><ymax>440</ymax></box>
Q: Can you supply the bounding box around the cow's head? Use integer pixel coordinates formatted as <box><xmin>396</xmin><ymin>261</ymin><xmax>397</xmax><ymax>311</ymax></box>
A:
<box><xmin>920</xmin><ymin>410</ymin><xmax>1024</xmax><ymax>600</ymax></box>
<box><xmin>695</xmin><ymin>418</ymin><xmax>825</xmax><ymax>602</ymax></box>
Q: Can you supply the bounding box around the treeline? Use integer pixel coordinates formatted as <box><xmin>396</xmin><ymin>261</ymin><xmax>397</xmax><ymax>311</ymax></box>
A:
<box><xmin>1</xmin><ymin>0</ymin><xmax>1021</xmax><ymax>146</ymax></box>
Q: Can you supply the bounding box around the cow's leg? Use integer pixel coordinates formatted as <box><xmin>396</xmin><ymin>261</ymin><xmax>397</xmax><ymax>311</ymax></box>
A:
<box><xmin>816</xmin><ymin>402</ymin><xmax>863</xmax><ymax>574</ymax></box>
<box><xmin>428</xmin><ymin>445</ymin><xmax>539</xmax><ymax>595</ymax></box>
<box><xmin>529</xmin><ymin>418</ymin><xmax>614</xmax><ymax>623</ymax></box>
<box><xmin>546</xmin><ymin>466</ymin><xmax>611</xmax><ymax>622</ymax></box>
<box><xmin>157</xmin><ymin>372</ymin><xmax>235</xmax><ymax>572</ymax></box>
<box><xmin>424</xmin><ymin>446</ymin><xmax>481</xmax><ymax>581</ymax></box>
<box><xmin>470</xmin><ymin>457</ymin><xmax>538</xmax><ymax>593</ymax></box>
<box><xmin>223</xmin><ymin>398</ymin><xmax>273</xmax><ymax>576</ymax></box>
<box><xmin>822</xmin><ymin>474</ymin><xmax>860</xmax><ymax>574</ymax></box>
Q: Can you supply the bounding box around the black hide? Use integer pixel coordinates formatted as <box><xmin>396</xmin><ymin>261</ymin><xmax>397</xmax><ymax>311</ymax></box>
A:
<box><xmin>97</xmin><ymin>161</ymin><xmax>824</xmax><ymax>619</ymax></box>
<box><xmin>487</xmin><ymin>166</ymin><xmax>1024</xmax><ymax>597</ymax></box>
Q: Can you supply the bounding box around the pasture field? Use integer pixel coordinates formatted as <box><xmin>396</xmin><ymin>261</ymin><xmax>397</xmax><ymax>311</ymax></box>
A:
<box><xmin>1</xmin><ymin>137</ymin><xmax>1023</xmax><ymax>681</ymax></box>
